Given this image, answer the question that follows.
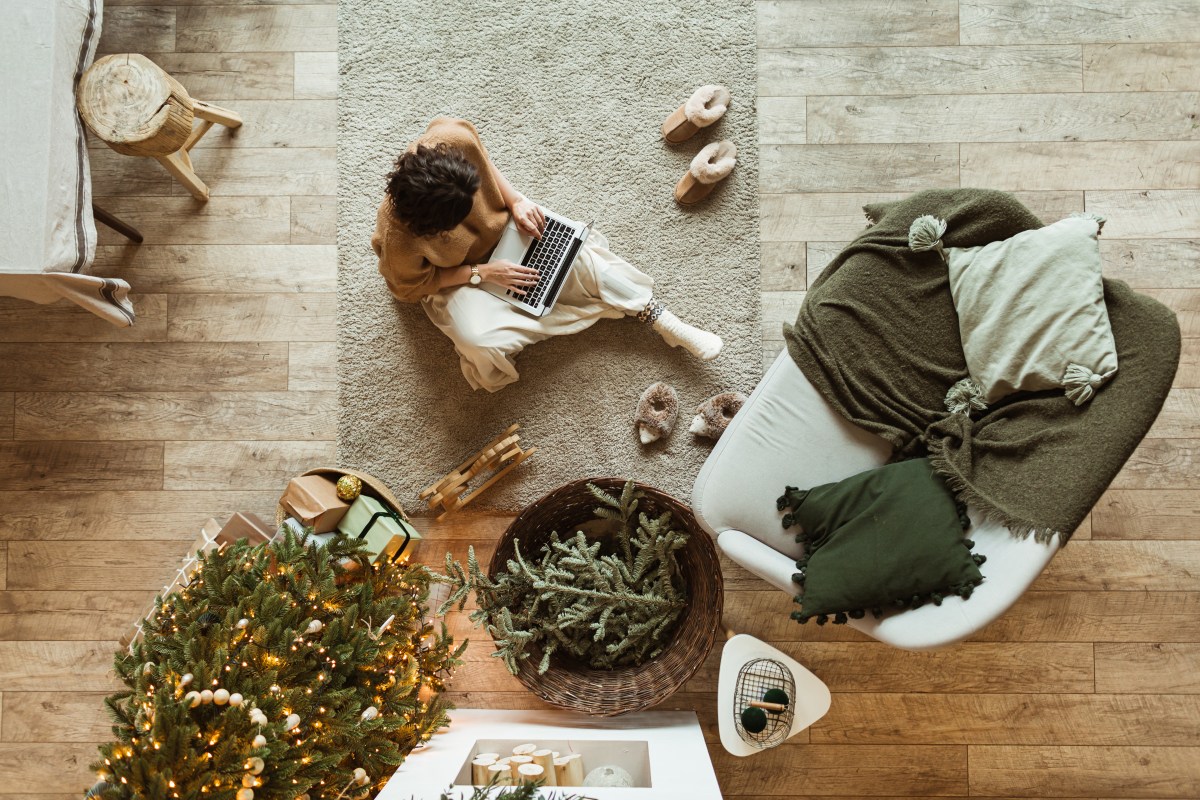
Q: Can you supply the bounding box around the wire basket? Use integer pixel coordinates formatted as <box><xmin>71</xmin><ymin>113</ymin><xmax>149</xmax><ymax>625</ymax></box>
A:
<box><xmin>489</xmin><ymin>477</ymin><xmax>723</xmax><ymax>716</ymax></box>
<box><xmin>733</xmin><ymin>657</ymin><xmax>797</xmax><ymax>748</ymax></box>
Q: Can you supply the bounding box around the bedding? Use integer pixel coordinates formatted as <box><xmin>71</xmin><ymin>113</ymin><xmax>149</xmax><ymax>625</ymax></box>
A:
<box><xmin>783</xmin><ymin>189</ymin><xmax>1180</xmax><ymax>540</ymax></box>
<box><xmin>777</xmin><ymin>458</ymin><xmax>984</xmax><ymax>625</ymax></box>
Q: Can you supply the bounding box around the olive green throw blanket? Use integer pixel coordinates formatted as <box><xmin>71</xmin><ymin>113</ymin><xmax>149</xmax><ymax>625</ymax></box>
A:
<box><xmin>783</xmin><ymin>189</ymin><xmax>1181</xmax><ymax>541</ymax></box>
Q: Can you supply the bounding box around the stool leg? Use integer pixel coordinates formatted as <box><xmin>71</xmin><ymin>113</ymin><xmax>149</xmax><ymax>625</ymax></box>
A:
<box><xmin>192</xmin><ymin>100</ymin><xmax>243</xmax><ymax>129</ymax></box>
<box><xmin>92</xmin><ymin>203</ymin><xmax>144</xmax><ymax>243</ymax></box>
<box><xmin>156</xmin><ymin>150</ymin><xmax>210</xmax><ymax>202</ymax></box>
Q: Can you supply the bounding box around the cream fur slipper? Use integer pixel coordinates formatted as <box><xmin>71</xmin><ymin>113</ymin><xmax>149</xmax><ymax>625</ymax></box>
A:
<box><xmin>674</xmin><ymin>140</ymin><xmax>736</xmax><ymax>206</ymax></box>
<box><xmin>662</xmin><ymin>85</ymin><xmax>731</xmax><ymax>143</ymax></box>
<box><xmin>634</xmin><ymin>382</ymin><xmax>679</xmax><ymax>444</ymax></box>
<box><xmin>653</xmin><ymin>308</ymin><xmax>723</xmax><ymax>361</ymax></box>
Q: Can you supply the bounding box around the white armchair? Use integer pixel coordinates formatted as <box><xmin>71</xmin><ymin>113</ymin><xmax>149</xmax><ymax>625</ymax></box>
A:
<box><xmin>692</xmin><ymin>352</ymin><xmax>1061</xmax><ymax>650</ymax></box>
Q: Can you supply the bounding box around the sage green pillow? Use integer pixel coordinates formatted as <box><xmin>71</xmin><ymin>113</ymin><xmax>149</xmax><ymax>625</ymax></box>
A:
<box><xmin>778</xmin><ymin>458</ymin><xmax>984</xmax><ymax>625</ymax></box>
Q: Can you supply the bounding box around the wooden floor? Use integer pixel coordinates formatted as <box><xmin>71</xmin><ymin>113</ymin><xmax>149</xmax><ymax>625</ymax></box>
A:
<box><xmin>1</xmin><ymin>1</ymin><xmax>1198</xmax><ymax>798</ymax></box>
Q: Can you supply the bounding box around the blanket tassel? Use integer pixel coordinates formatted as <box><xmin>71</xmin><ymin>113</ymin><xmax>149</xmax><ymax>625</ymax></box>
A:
<box><xmin>908</xmin><ymin>215</ymin><xmax>948</xmax><ymax>262</ymax></box>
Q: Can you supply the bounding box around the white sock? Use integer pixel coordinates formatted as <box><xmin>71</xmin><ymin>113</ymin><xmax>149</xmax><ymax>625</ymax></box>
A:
<box><xmin>652</xmin><ymin>308</ymin><xmax>722</xmax><ymax>361</ymax></box>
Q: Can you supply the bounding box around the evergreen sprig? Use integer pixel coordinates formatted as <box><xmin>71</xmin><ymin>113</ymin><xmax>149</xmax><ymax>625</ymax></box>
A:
<box><xmin>443</xmin><ymin>481</ymin><xmax>689</xmax><ymax>675</ymax></box>
<box><xmin>90</xmin><ymin>527</ymin><xmax>465</xmax><ymax>800</ymax></box>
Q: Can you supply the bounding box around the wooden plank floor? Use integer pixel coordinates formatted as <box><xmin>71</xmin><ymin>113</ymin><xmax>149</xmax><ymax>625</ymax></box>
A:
<box><xmin>1</xmin><ymin>1</ymin><xmax>1198</xmax><ymax>798</ymax></box>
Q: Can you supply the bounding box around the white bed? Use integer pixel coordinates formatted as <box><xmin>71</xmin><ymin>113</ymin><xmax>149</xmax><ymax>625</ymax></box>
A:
<box><xmin>0</xmin><ymin>0</ymin><xmax>136</xmax><ymax>326</ymax></box>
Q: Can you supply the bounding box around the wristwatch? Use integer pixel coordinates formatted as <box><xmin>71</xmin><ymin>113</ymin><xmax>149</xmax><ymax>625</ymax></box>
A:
<box><xmin>469</xmin><ymin>265</ymin><xmax>482</xmax><ymax>286</ymax></box>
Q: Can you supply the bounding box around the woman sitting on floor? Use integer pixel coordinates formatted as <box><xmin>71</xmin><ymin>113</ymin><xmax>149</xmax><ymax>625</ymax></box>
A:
<box><xmin>371</xmin><ymin>116</ymin><xmax>722</xmax><ymax>393</ymax></box>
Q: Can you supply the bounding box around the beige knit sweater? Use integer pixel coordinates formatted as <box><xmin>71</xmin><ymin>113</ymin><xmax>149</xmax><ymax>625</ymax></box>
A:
<box><xmin>371</xmin><ymin>117</ymin><xmax>509</xmax><ymax>303</ymax></box>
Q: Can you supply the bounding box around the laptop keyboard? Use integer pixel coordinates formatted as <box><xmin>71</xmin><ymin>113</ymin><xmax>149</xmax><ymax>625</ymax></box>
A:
<box><xmin>508</xmin><ymin>217</ymin><xmax>574</xmax><ymax>307</ymax></box>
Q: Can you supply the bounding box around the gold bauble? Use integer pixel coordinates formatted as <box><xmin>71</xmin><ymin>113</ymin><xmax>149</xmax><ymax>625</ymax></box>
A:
<box><xmin>336</xmin><ymin>474</ymin><xmax>362</xmax><ymax>502</ymax></box>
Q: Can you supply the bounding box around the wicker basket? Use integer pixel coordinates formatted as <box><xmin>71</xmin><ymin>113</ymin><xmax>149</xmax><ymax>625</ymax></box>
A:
<box><xmin>488</xmin><ymin>477</ymin><xmax>723</xmax><ymax>716</ymax></box>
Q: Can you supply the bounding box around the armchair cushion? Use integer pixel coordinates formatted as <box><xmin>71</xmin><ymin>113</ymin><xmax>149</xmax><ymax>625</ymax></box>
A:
<box><xmin>778</xmin><ymin>458</ymin><xmax>984</xmax><ymax>624</ymax></box>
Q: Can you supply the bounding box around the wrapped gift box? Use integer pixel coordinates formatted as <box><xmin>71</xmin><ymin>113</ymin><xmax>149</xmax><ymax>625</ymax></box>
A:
<box><xmin>337</xmin><ymin>494</ymin><xmax>421</xmax><ymax>563</ymax></box>
<box><xmin>216</xmin><ymin>511</ymin><xmax>275</xmax><ymax>546</ymax></box>
<box><xmin>280</xmin><ymin>475</ymin><xmax>350</xmax><ymax>533</ymax></box>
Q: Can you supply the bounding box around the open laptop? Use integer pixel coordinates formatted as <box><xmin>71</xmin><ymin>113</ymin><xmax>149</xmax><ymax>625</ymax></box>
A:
<box><xmin>483</xmin><ymin>208</ymin><xmax>590</xmax><ymax>317</ymax></box>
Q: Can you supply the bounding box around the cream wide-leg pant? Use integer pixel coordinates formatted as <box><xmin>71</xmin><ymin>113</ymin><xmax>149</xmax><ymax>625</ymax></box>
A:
<box><xmin>421</xmin><ymin>231</ymin><xmax>654</xmax><ymax>392</ymax></box>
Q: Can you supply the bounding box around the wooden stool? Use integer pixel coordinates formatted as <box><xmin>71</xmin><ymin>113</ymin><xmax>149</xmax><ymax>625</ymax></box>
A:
<box><xmin>77</xmin><ymin>53</ymin><xmax>242</xmax><ymax>202</ymax></box>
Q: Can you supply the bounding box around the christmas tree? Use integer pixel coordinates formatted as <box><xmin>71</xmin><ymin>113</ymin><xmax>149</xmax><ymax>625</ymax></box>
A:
<box><xmin>89</xmin><ymin>528</ymin><xmax>465</xmax><ymax>800</ymax></box>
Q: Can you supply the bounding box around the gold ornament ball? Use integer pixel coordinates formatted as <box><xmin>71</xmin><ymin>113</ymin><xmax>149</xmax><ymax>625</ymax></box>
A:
<box><xmin>336</xmin><ymin>474</ymin><xmax>362</xmax><ymax>502</ymax></box>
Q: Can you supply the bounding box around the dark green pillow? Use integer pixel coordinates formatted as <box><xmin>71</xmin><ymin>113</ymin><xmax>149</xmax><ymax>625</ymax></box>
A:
<box><xmin>777</xmin><ymin>458</ymin><xmax>985</xmax><ymax>625</ymax></box>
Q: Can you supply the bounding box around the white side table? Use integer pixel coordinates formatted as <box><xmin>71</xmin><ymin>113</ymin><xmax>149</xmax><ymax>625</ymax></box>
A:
<box><xmin>717</xmin><ymin>633</ymin><xmax>831</xmax><ymax>756</ymax></box>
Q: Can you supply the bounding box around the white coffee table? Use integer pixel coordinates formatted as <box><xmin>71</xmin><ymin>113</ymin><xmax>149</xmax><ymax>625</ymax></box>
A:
<box><xmin>717</xmin><ymin>634</ymin><xmax>831</xmax><ymax>757</ymax></box>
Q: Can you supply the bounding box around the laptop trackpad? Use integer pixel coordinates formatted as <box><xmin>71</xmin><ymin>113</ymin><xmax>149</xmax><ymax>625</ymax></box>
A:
<box><xmin>491</xmin><ymin>222</ymin><xmax>533</xmax><ymax>265</ymax></box>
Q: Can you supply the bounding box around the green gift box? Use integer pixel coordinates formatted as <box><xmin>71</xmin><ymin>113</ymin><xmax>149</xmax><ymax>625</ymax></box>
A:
<box><xmin>336</xmin><ymin>494</ymin><xmax>420</xmax><ymax>563</ymax></box>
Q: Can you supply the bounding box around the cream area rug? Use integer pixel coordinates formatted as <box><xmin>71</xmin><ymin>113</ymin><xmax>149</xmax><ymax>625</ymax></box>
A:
<box><xmin>338</xmin><ymin>0</ymin><xmax>760</xmax><ymax>511</ymax></box>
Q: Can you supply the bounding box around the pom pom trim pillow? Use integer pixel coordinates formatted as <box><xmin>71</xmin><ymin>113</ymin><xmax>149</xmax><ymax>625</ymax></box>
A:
<box><xmin>778</xmin><ymin>458</ymin><xmax>985</xmax><ymax>625</ymax></box>
<box><xmin>912</xmin><ymin>213</ymin><xmax>1118</xmax><ymax>409</ymax></box>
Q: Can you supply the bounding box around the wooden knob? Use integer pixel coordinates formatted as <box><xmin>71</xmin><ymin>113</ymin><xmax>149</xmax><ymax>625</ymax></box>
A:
<box><xmin>77</xmin><ymin>53</ymin><xmax>194</xmax><ymax>157</ymax></box>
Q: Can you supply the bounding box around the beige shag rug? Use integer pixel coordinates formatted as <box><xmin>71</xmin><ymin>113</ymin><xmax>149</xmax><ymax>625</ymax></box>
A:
<box><xmin>338</xmin><ymin>0</ymin><xmax>760</xmax><ymax>511</ymax></box>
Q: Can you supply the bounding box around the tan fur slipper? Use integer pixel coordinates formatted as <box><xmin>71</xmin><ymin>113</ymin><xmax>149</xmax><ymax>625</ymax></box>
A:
<box><xmin>662</xmin><ymin>85</ymin><xmax>731</xmax><ymax>143</ymax></box>
<box><xmin>674</xmin><ymin>140</ymin><xmax>736</xmax><ymax>205</ymax></box>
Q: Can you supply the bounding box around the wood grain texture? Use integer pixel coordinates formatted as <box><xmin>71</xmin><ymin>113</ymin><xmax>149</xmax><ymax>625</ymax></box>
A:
<box><xmin>145</xmin><ymin>52</ymin><xmax>295</xmax><ymax>100</ymax></box>
<box><xmin>760</xmin><ymin>45</ymin><xmax>1081</xmax><ymax>96</ymax></box>
<box><xmin>0</xmin><ymin>491</ymin><xmax>276</xmax><ymax>541</ymax></box>
<box><xmin>0</xmin><ymin>343</ymin><xmax>287</xmax><ymax>392</ymax></box>
<box><xmin>5</xmin><ymin>542</ymin><xmax>189</xmax><ymax>592</ymax></box>
<box><xmin>968</xmin><ymin>745</ymin><xmax>1200</xmax><ymax>798</ymax></box>
<box><xmin>1</xmin><ymin>692</ymin><xmax>112</xmax><ymax>742</ymax></box>
<box><xmin>1092</xmin><ymin>490</ymin><xmax>1200</xmax><ymax>540</ymax></box>
<box><xmin>0</xmin><ymin>744</ymin><xmax>105</xmax><ymax>791</ymax></box>
<box><xmin>1099</xmin><ymin>239</ymin><xmax>1200</xmax><ymax>289</ymax></box>
<box><xmin>1087</xmin><ymin>191</ymin><xmax>1200</xmax><ymax>239</ymax></box>
<box><xmin>961</xmin><ymin>142</ymin><xmax>1200</xmax><ymax>190</ymax></box>
<box><xmin>0</xmin><ymin>442</ymin><xmax>162</xmax><ymax>490</ymax></box>
<box><xmin>762</xmin><ymin>192</ymin><xmax>1082</xmax><ymax>241</ymax></box>
<box><xmin>290</xmin><ymin>195</ymin><xmax>336</xmax><ymax>244</ymax></box>
<box><xmin>812</xmin><ymin>693</ymin><xmax>1200</xmax><ymax>745</ymax></box>
<box><xmin>761</xmin><ymin>144</ymin><xmax>958</xmax><ymax>192</ymax></box>
<box><xmin>0</xmin><ymin>642</ymin><xmax>117</xmax><ymax>691</ymax></box>
<box><xmin>757</xmin><ymin>97</ymin><xmax>806</xmax><ymax>145</ymax></box>
<box><xmin>0</xmin><ymin>294</ymin><xmax>168</xmax><ymax>343</ymax></box>
<box><xmin>1149</xmin><ymin>389</ymin><xmax>1200</xmax><ymax>438</ymax></box>
<box><xmin>93</xmin><ymin>197</ymin><xmax>291</xmax><ymax>246</ymax></box>
<box><xmin>167</xmin><ymin>293</ymin><xmax>336</xmax><ymax>342</ymax></box>
<box><xmin>92</xmin><ymin>244</ymin><xmax>336</xmax><ymax>293</ymax></box>
<box><xmin>761</xmin><ymin>242</ymin><xmax>807</xmax><ymax>291</ymax></box>
<box><xmin>0</xmin><ymin>591</ymin><xmax>159</xmax><ymax>640</ymax></box>
<box><xmin>0</xmin><ymin>395</ymin><xmax>11</xmax><ymax>441</ymax></box>
<box><xmin>288</xmin><ymin>341</ymin><xmax>336</xmax><ymax>391</ymax></box>
<box><xmin>1037</xmin><ymin>540</ymin><xmax>1200</xmax><ymax>592</ymax></box>
<box><xmin>91</xmin><ymin>147</ymin><xmax>336</xmax><ymax>197</ymax></box>
<box><xmin>176</xmin><ymin>6</ymin><xmax>337</xmax><ymax>52</ymax></box>
<box><xmin>757</xmin><ymin>0</ymin><xmax>959</xmax><ymax>48</ymax></box>
<box><xmin>163</xmin><ymin>439</ymin><xmax>337</xmax><ymax>490</ymax></box>
<box><xmin>1084</xmin><ymin>43</ymin><xmax>1200</xmax><ymax>92</ymax></box>
<box><xmin>961</xmin><ymin>0</ymin><xmax>1200</xmax><ymax>45</ymax></box>
<box><xmin>1095</xmin><ymin>643</ymin><xmax>1200</xmax><ymax>694</ymax></box>
<box><xmin>1112</xmin><ymin>439</ymin><xmax>1200</xmax><ymax>489</ymax></box>
<box><xmin>185</xmin><ymin>100</ymin><xmax>336</xmax><ymax>149</ymax></box>
<box><xmin>710</xmin><ymin>743</ymin><xmax>967</xmax><ymax>796</ymax></box>
<box><xmin>96</xmin><ymin>7</ymin><xmax>174</xmax><ymax>54</ymax></box>
<box><xmin>807</xmin><ymin>92</ymin><xmax>1200</xmax><ymax>144</ymax></box>
<box><xmin>13</xmin><ymin>392</ymin><xmax>336</xmax><ymax>441</ymax></box>
<box><xmin>294</xmin><ymin>52</ymin><xmax>337</xmax><ymax>99</ymax></box>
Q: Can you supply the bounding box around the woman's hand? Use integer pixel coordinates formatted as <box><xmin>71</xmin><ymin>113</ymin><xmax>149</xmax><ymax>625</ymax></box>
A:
<box><xmin>481</xmin><ymin>259</ymin><xmax>540</xmax><ymax>293</ymax></box>
<box><xmin>511</xmin><ymin>197</ymin><xmax>546</xmax><ymax>240</ymax></box>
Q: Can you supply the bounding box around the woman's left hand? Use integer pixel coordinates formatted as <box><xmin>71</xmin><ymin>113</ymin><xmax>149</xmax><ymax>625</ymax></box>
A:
<box><xmin>512</xmin><ymin>197</ymin><xmax>546</xmax><ymax>240</ymax></box>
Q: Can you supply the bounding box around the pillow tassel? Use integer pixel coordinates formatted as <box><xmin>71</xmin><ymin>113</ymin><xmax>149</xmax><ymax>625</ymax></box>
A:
<box><xmin>1063</xmin><ymin>362</ymin><xmax>1110</xmax><ymax>406</ymax></box>
<box><xmin>908</xmin><ymin>215</ymin><xmax>948</xmax><ymax>262</ymax></box>
<box><xmin>944</xmin><ymin>377</ymin><xmax>987</xmax><ymax>415</ymax></box>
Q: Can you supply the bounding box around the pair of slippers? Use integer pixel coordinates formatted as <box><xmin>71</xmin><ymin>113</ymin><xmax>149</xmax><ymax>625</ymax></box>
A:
<box><xmin>662</xmin><ymin>85</ymin><xmax>737</xmax><ymax>206</ymax></box>
<box><xmin>635</xmin><ymin>381</ymin><xmax>748</xmax><ymax>444</ymax></box>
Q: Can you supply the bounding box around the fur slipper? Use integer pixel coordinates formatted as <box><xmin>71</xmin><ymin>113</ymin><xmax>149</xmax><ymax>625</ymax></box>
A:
<box><xmin>689</xmin><ymin>391</ymin><xmax>747</xmax><ymax>440</ymax></box>
<box><xmin>634</xmin><ymin>382</ymin><xmax>679</xmax><ymax>444</ymax></box>
<box><xmin>674</xmin><ymin>140</ymin><xmax>737</xmax><ymax>206</ymax></box>
<box><xmin>662</xmin><ymin>85</ymin><xmax>731</xmax><ymax>143</ymax></box>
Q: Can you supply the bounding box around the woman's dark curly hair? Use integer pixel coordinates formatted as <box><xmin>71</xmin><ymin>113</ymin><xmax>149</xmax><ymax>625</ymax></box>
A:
<box><xmin>385</xmin><ymin>143</ymin><xmax>480</xmax><ymax>237</ymax></box>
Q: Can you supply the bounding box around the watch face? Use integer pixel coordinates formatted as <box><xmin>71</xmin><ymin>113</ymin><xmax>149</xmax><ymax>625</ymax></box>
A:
<box><xmin>470</xmin><ymin>274</ymin><xmax>481</xmax><ymax>285</ymax></box>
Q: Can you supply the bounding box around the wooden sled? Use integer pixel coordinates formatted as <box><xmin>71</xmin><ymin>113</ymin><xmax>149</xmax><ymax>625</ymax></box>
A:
<box><xmin>419</xmin><ymin>423</ymin><xmax>536</xmax><ymax>521</ymax></box>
